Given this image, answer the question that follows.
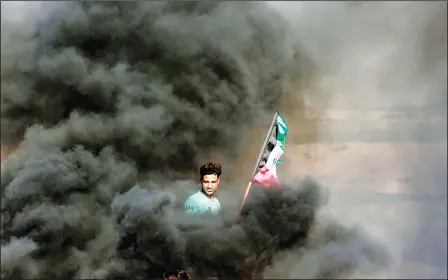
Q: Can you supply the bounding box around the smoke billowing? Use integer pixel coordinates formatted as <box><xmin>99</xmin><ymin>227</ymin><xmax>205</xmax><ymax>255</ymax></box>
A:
<box><xmin>1</xmin><ymin>1</ymin><xmax>308</xmax><ymax>170</ymax></box>
<box><xmin>0</xmin><ymin>1</ymin><xmax>401</xmax><ymax>279</ymax></box>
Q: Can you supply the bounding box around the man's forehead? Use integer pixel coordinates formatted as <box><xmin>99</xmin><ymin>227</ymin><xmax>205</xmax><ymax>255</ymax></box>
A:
<box><xmin>202</xmin><ymin>174</ymin><xmax>218</xmax><ymax>181</ymax></box>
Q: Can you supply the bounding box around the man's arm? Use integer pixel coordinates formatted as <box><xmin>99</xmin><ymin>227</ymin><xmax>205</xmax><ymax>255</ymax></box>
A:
<box><xmin>184</xmin><ymin>196</ymin><xmax>197</xmax><ymax>213</ymax></box>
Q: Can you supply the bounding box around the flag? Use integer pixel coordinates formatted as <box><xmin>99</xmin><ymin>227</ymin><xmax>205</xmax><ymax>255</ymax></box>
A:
<box><xmin>252</xmin><ymin>112</ymin><xmax>288</xmax><ymax>187</ymax></box>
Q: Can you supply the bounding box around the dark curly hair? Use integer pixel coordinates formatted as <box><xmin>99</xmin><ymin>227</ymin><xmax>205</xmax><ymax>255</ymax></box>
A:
<box><xmin>199</xmin><ymin>161</ymin><xmax>222</xmax><ymax>180</ymax></box>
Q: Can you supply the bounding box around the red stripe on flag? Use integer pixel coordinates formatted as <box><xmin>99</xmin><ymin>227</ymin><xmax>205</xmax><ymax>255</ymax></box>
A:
<box><xmin>252</xmin><ymin>166</ymin><xmax>281</xmax><ymax>188</ymax></box>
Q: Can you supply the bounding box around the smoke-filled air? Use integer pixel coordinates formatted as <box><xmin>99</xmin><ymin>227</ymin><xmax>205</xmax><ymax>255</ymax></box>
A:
<box><xmin>1</xmin><ymin>1</ymin><xmax>445</xmax><ymax>279</ymax></box>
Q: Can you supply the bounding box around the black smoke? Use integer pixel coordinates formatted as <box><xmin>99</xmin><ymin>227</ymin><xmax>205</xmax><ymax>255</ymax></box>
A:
<box><xmin>1</xmin><ymin>2</ymin><xmax>388</xmax><ymax>279</ymax></box>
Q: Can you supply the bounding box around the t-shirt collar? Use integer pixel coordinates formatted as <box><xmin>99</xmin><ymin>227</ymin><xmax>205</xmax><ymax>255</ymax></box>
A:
<box><xmin>200</xmin><ymin>189</ymin><xmax>214</xmax><ymax>200</ymax></box>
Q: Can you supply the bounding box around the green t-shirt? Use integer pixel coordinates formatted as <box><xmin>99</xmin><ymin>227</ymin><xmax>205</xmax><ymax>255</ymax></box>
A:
<box><xmin>184</xmin><ymin>191</ymin><xmax>220</xmax><ymax>215</ymax></box>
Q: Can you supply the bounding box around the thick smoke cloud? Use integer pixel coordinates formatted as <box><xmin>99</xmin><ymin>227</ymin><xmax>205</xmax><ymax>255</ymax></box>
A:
<box><xmin>1</xmin><ymin>1</ymin><xmax>303</xmax><ymax>160</ymax></box>
<box><xmin>1</xmin><ymin>1</ymin><xmax>388</xmax><ymax>279</ymax></box>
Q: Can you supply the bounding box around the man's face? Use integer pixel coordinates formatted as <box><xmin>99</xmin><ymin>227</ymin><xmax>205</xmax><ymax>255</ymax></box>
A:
<box><xmin>201</xmin><ymin>174</ymin><xmax>220</xmax><ymax>196</ymax></box>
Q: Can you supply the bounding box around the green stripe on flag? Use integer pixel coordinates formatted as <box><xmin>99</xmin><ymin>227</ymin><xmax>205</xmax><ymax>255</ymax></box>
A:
<box><xmin>276</xmin><ymin>113</ymin><xmax>288</xmax><ymax>148</ymax></box>
<box><xmin>275</xmin><ymin>113</ymin><xmax>288</xmax><ymax>165</ymax></box>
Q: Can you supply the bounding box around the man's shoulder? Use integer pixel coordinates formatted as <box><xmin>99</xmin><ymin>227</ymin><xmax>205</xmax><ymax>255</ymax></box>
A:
<box><xmin>184</xmin><ymin>192</ymin><xmax>201</xmax><ymax>213</ymax></box>
<box><xmin>185</xmin><ymin>191</ymin><xmax>202</xmax><ymax>203</ymax></box>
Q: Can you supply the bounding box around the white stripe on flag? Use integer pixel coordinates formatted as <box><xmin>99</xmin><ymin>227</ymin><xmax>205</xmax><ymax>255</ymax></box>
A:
<box><xmin>252</xmin><ymin>143</ymin><xmax>284</xmax><ymax>187</ymax></box>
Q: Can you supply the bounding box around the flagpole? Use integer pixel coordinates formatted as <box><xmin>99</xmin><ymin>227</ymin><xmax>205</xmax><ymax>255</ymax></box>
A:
<box><xmin>238</xmin><ymin>111</ymin><xmax>279</xmax><ymax>214</ymax></box>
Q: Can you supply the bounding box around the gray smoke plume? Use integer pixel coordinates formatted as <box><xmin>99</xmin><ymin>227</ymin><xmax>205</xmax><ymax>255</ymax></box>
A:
<box><xmin>1</xmin><ymin>1</ymin><xmax>390</xmax><ymax>279</ymax></box>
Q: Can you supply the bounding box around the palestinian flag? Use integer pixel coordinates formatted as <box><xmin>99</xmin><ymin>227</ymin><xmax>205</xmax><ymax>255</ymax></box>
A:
<box><xmin>252</xmin><ymin>112</ymin><xmax>288</xmax><ymax>188</ymax></box>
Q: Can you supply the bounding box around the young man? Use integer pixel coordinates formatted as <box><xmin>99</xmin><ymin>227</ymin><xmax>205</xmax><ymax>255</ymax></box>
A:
<box><xmin>184</xmin><ymin>161</ymin><xmax>221</xmax><ymax>215</ymax></box>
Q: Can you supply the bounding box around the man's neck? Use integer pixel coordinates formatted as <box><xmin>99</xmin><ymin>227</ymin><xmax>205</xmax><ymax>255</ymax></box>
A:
<box><xmin>200</xmin><ymin>189</ymin><xmax>214</xmax><ymax>199</ymax></box>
